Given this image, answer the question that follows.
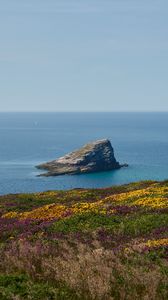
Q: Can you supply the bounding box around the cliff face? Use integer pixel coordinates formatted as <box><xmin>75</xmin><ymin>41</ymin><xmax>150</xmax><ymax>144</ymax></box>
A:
<box><xmin>36</xmin><ymin>139</ymin><xmax>121</xmax><ymax>176</ymax></box>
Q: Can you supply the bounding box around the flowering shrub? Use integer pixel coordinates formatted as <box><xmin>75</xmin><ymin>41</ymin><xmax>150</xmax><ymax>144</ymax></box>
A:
<box><xmin>3</xmin><ymin>184</ymin><xmax>168</xmax><ymax>222</ymax></box>
<box><xmin>0</xmin><ymin>180</ymin><xmax>168</xmax><ymax>299</ymax></box>
<box><xmin>103</xmin><ymin>186</ymin><xmax>168</xmax><ymax>208</ymax></box>
<box><xmin>145</xmin><ymin>238</ymin><xmax>168</xmax><ymax>248</ymax></box>
<box><xmin>3</xmin><ymin>200</ymin><xmax>116</xmax><ymax>221</ymax></box>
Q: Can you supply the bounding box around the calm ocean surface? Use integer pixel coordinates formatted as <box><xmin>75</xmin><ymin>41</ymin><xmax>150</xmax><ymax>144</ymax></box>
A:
<box><xmin>0</xmin><ymin>112</ymin><xmax>168</xmax><ymax>195</ymax></box>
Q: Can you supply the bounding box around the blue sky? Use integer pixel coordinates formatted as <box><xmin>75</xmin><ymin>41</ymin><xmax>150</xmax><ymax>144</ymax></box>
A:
<box><xmin>0</xmin><ymin>0</ymin><xmax>168</xmax><ymax>111</ymax></box>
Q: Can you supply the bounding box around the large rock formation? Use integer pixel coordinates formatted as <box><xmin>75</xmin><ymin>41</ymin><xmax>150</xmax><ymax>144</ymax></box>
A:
<box><xmin>36</xmin><ymin>139</ymin><xmax>124</xmax><ymax>177</ymax></box>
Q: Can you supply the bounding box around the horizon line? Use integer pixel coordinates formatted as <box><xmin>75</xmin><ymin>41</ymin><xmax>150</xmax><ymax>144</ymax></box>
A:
<box><xmin>0</xmin><ymin>111</ymin><xmax>168</xmax><ymax>113</ymax></box>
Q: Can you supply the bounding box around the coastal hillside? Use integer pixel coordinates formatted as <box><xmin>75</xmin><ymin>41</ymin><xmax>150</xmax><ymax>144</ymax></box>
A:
<box><xmin>0</xmin><ymin>180</ymin><xmax>168</xmax><ymax>299</ymax></box>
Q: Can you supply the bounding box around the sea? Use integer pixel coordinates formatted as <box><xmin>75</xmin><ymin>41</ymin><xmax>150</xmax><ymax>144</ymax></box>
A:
<box><xmin>0</xmin><ymin>112</ymin><xmax>168</xmax><ymax>195</ymax></box>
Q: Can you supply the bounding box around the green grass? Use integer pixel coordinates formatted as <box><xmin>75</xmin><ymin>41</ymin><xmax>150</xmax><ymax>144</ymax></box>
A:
<box><xmin>49</xmin><ymin>211</ymin><xmax>168</xmax><ymax>238</ymax></box>
<box><xmin>0</xmin><ymin>274</ymin><xmax>82</xmax><ymax>300</ymax></box>
<box><xmin>50</xmin><ymin>212</ymin><xmax>121</xmax><ymax>233</ymax></box>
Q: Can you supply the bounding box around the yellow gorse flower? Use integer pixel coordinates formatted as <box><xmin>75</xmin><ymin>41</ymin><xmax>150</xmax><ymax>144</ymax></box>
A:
<box><xmin>2</xmin><ymin>185</ymin><xmax>168</xmax><ymax>220</ymax></box>
<box><xmin>2</xmin><ymin>199</ymin><xmax>116</xmax><ymax>220</ymax></box>
<box><xmin>103</xmin><ymin>186</ymin><xmax>168</xmax><ymax>208</ymax></box>
<box><xmin>145</xmin><ymin>238</ymin><xmax>168</xmax><ymax>248</ymax></box>
<box><xmin>3</xmin><ymin>204</ymin><xmax>68</xmax><ymax>220</ymax></box>
<box><xmin>3</xmin><ymin>211</ymin><xmax>18</xmax><ymax>219</ymax></box>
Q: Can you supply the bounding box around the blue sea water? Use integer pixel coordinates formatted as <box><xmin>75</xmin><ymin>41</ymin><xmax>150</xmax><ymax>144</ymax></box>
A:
<box><xmin>0</xmin><ymin>112</ymin><xmax>168</xmax><ymax>195</ymax></box>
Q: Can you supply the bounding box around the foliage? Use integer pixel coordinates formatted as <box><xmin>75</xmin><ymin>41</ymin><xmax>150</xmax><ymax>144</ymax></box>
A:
<box><xmin>0</xmin><ymin>274</ymin><xmax>80</xmax><ymax>300</ymax></box>
<box><xmin>0</xmin><ymin>180</ymin><xmax>168</xmax><ymax>299</ymax></box>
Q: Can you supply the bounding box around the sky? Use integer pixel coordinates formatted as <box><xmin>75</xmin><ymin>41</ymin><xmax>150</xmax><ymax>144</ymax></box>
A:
<box><xmin>0</xmin><ymin>0</ymin><xmax>168</xmax><ymax>112</ymax></box>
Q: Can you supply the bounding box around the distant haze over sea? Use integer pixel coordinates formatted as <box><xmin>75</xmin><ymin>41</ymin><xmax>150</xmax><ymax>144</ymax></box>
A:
<box><xmin>0</xmin><ymin>112</ymin><xmax>168</xmax><ymax>195</ymax></box>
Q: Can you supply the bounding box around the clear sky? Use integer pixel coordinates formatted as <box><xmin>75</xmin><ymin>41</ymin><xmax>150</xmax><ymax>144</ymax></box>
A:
<box><xmin>0</xmin><ymin>0</ymin><xmax>168</xmax><ymax>112</ymax></box>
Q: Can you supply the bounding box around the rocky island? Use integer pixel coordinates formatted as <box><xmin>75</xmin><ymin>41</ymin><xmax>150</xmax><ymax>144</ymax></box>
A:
<box><xmin>36</xmin><ymin>139</ymin><xmax>126</xmax><ymax>176</ymax></box>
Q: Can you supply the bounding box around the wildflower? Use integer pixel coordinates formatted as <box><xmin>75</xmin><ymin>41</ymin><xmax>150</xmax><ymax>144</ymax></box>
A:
<box><xmin>145</xmin><ymin>238</ymin><xmax>168</xmax><ymax>248</ymax></box>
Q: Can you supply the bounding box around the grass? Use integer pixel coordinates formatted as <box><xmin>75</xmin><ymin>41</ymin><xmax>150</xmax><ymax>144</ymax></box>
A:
<box><xmin>0</xmin><ymin>180</ymin><xmax>168</xmax><ymax>299</ymax></box>
<box><xmin>50</xmin><ymin>212</ymin><xmax>122</xmax><ymax>233</ymax></box>
<box><xmin>0</xmin><ymin>274</ymin><xmax>81</xmax><ymax>300</ymax></box>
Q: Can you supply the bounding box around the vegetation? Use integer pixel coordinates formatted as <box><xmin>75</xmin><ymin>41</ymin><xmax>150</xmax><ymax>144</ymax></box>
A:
<box><xmin>0</xmin><ymin>180</ymin><xmax>168</xmax><ymax>299</ymax></box>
